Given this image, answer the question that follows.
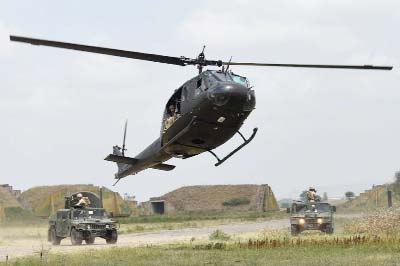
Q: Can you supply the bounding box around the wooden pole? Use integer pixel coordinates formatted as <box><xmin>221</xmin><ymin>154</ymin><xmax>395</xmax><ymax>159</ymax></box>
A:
<box><xmin>388</xmin><ymin>190</ymin><xmax>393</xmax><ymax>208</ymax></box>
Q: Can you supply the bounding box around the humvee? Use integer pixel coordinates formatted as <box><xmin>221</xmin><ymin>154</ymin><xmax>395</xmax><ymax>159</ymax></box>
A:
<box><xmin>47</xmin><ymin>191</ymin><xmax>118</xmax><ymax>245</ymax></box>
<box><xmin>287</xmin><ymin>201</ymin><xmax>336</xmax><ymax>236</ymax></box>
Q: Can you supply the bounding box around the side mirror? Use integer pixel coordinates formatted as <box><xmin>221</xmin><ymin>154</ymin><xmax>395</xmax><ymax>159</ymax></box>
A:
<box><xmin>332</xmin><ymin>206</ymin><xmax>336</xmax><ymax>212</ymax></box>
<box><xmin>286</xmin><ymin>208</ymin><xmax>291</xmax><ymax>214</ymax></box>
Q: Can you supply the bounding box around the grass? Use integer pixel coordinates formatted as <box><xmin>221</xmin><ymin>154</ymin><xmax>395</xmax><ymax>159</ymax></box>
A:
<box><xmin>118</xmin><ymin>221</ymin><xmax>215</xmax><ymax>234</ymax></box>
<box><xmin>209</xmin><ymin>230</ymin><xmax>231</xmax><ymax>241</ymax></box>
<box><xmin>3</xmin><ymin>238</ymin><xmax>400</xmax><ymax>266</ymax></box>
<box><xmin>0</xmin><ymin>224</ymin><xmax>48</xmax><ymax>241</ymax></box>
<box><xmin>2</xmin><ymin>211</ymin><xmax>400</xmax><ymax>265</ymax></box>
<box><xmin>116</xmin><ymin>211</ymin><xmax>286</xmax><ymax>234</ymax></box>
<box><xmin>116</xmin><ymin>210</ymin><xmax>285</xmax><ymax>224</ymax></box>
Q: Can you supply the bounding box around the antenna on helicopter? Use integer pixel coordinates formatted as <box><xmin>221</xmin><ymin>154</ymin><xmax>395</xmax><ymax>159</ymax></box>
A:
<box><xmin>197</xmin><ymin>45</ymin><xmax>206</xmax><ymax>74</ymax></box>
<box><xmin>225</xmin><ymin>56</ymin><xmax>233</xmax><ymax>74</ymax></box>
<box><xmin>121</xmin><ymin>120</ymin><xmax>128</xmax><ymax>157</ymax></box>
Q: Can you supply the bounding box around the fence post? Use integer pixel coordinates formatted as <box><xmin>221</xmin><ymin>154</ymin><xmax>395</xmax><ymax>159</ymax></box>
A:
<box><xmin>387</xmin><ymin>190</ymin><xmax>393</xmax><ymax>208</ymax></box>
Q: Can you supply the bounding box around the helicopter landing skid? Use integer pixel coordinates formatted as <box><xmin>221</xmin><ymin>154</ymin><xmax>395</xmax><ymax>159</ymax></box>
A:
<box><xmin>207</xmin><ymin>127</ymin><xmax>258</xmax><ymax>166</ymax></box>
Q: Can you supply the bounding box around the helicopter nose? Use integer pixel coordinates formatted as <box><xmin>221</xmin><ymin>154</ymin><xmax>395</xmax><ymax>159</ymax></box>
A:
<box><xmin>207</xmin><ymin>82</ymin><xmax>248</xmax><ymax>107</ymax></box>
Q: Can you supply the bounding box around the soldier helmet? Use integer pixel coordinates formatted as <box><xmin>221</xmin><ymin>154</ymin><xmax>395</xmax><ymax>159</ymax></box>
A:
<box><xmin>309</xmin><ymin>187</ymin><xmax>316</xmax><ymax>192</ymax></box>
<box><xmin>77</xmin><ymin>193</ymin><xmax>83</xmax><ymax>198</ymax></box>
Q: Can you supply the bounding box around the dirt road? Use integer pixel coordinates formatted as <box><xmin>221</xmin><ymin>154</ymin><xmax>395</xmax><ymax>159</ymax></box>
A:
<box><xmin>0</xmin><ymin>218</ymin><xmax>286</xmax><ymax>261</ymax></box>
<box><xmin>0</xmin><ymin>214</ymin><xmax>358</xmax><ymax>261</ymax></box>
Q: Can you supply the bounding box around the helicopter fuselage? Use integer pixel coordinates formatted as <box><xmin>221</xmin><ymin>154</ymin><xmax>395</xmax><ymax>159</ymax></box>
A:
<box><xmin>115</xmin><ymin>70</ymin><xmax>256</xmax><ymax>178</ymax></box>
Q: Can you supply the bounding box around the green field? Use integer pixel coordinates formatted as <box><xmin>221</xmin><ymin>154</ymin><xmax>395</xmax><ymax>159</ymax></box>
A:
<box><xmin>3</xmin><ymin>239</ymin><xmax>400</xmax><ymax>266</ymax></box>
<box><xmin>2</xmin><ymin>209</ymin><xmax>400</xmax><ymax>265</ymax></box>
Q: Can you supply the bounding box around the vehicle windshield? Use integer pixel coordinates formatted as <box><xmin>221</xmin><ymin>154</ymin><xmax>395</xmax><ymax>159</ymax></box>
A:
<box><xmin>293</xmin><ymin>203</ymin><xmax>331</xmax><ymax>213</ymax></box>
<box><xmin>72</xmin><ymin>208</ymin><xmax>106</xmax><ymax>219</ymax></box>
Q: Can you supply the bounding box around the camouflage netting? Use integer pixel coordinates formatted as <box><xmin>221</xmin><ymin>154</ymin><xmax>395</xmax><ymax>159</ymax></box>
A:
<box><xmin>18</xmin><ymin>184</ymin><xmax>131</xmax><ymax>217</ymax></box>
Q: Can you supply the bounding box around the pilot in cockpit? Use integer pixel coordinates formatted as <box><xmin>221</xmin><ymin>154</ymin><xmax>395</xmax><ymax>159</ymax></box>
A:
<box><xmin>164</xmin><ymin>103</ymin><xmax>180</xmax><ymax>130</ymax></box>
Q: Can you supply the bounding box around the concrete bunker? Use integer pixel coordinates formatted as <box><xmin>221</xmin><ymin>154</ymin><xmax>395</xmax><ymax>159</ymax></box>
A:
<box><xmin>151</xmin><ymin>200</ymin><xmax>165</xmax><ymax>214</ymax></box>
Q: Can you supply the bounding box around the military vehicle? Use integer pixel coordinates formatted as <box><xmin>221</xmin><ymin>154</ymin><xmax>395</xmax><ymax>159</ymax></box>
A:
<box><xmin>47</xmin><ymin>191</ymin><xmax>118</xmax><ymax>245</ymax></box>
<box><xmin>287</xmin><ymin>201</ymin><xmax>336</xmax><ymax>236</ymax></box>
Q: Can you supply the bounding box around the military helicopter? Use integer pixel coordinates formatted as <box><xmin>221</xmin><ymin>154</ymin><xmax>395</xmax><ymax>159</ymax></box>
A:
<box><xmin>10</xmin><ymin>35</ymin><xmax>393</xmax><ymax>184</ymax></box>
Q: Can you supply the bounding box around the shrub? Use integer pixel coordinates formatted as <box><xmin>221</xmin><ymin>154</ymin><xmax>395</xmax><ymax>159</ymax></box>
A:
<box><xmin>209</xmin><ymin>229</ymin><xmax>230</xmax><ymax>241</ymax></box>
<box><xmin>343</xmin><ymin>208</ymin><xmax>400</xmax><ymax>235</ymax></box>
<box><xmin>2</xmin><ymin>207</ymin><xmax>42</xmax><ymax>225</ymax></box>
<box><xmin>222</xmin><ymin>197</ymin><xmax>250</xmax><ymax>206</ymax></box>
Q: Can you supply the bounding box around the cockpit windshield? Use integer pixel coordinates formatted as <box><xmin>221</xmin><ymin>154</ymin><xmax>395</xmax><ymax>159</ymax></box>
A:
<box><xmin>231</xmin><ymin>74</ymin><xmax>248</xmax><ymax>87</ymax></box>
<box><xmin>204</xmin><ymin>71</ymin><xmax>249</xmax><ymax>87</ymax></box>
<box><xmin>293</xmin><ymin>203</ymin><xmax>331</xmax><ymax>213</ymax></box>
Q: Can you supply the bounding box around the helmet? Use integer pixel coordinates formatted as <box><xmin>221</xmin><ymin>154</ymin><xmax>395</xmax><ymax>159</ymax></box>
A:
<box><xmin>309</xmin><ymin>187</ymin><xmax>316</xmax><ymax>192</ymax></box>
<box><xmin>77</xmin><ymin>193</ymin><xmax>83</xmax><ymax>198</ymax></box>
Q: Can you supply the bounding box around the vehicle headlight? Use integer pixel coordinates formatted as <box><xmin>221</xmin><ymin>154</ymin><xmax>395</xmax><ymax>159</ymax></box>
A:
<box><xmin>299</xmin><ymin>218</ymin><xmax>305</xmax><ymax>225</ymax></box>
<box><xmin>317</xmin><ymin>218</ymin><xmax>323</xmax><ymax>224</ymax></box>
<box><xmin>106</xmin><ymin>225</ymin><xmax>110</xmax><ymax>229</ymax></box>
<box><xmin>87</xmin><ymin>225</ymin><xmax>91</xmax><ymax>229</ymax></box>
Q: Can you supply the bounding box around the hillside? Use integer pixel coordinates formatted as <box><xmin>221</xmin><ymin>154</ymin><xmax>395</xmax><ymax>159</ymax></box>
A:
<box><xmin>19</xmin><ymin>184</ymin><xmax>131</xmax><ymax>216</ymax></box>
<box><xmin>0</xmin><ymin>187</ymin><xmax>21</xmax><ymax>208</ymax></box>
<box><xmin>147</xmin><ymin>184</ymin><xmax>279</xmax><ymax>214</ymax></box>
<box><xmin>340</xmin><ymin>184</ymin><xmax>400</xmax><ymax>210</ymax></box>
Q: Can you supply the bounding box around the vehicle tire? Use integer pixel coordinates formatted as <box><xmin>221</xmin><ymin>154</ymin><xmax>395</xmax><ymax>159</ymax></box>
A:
<box><xmin>325</xmin><ymin>225</ymin><xmax>334</xmax><ymax>234</ymax></box>
<box><xmin>50</xmin><ymin>227</ymin><xmax>61</xmax><ymax>246</ymax></box>
<box><xmin>71</xmin><ymin>228</ymin><xmax>83</xmax><ymax>245</ymax></box>
<box><xmin>291</xmin><ymin>225</ymin><xmax>299</xmax><ymax>236</ymax></box>
<box><xmin>106</xmin><ymin>229</ymin><xmax>118</xmax><ymax>244</ymax></box>
<box><xmin>85</xmin><ymin>237</ymin><xmax>95</xmax><ymax>245</ymax></box>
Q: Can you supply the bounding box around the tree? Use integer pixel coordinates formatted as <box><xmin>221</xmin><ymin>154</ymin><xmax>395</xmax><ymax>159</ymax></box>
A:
<box><xmin>280</xmin><ymin>202</ymin><xmax>290</xmax><ymax>208</ymax></box>
<box><xmin>345</xmin><ymin>191</ymin><xmax>355</xmax><ymax>201</ymax></box>
<box><xmin>323</xmin><ymin>192</ymin><xmax>328</xmax><ymax>201</ymax></box>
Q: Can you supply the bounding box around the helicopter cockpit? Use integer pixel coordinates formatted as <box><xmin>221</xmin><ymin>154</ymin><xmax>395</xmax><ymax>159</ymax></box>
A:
<box><xmin>203</xmin><ymin>70</ymin><xmax>250</xmax><ymax>88</ymax></box>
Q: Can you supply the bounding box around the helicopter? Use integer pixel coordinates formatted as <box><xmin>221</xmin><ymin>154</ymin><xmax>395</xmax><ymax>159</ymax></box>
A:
<box><xmin>10</xmin><ymin>35</ymin><xmax>393</xmax><ymax>184</ymax></box>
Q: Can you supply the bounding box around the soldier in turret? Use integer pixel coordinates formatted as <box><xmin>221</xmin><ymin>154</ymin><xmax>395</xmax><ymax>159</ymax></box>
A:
<box><xmin>306</xmin><ymin>187</ymin><xmax>318</xmax><ymax>202</ymax></box>
<box><xmin>75</xmin><ymin>193</ymin><xmax>91</xmax><ymax>207</ymax></box>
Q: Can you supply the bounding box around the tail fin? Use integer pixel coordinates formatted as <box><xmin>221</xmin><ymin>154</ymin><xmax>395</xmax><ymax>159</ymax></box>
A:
<box><xmin>112</xmin><ymin>145</ymin><xmax>129</xmax><ymax>172</ymax></box>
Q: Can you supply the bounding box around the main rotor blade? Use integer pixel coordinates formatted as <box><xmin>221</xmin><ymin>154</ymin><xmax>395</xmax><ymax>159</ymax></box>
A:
<box><xmin>10</xmin><ymin>35</ymin><xmax>186</xmax><ymax>66</ymax></box>
<box><xmin>224</xmin><ymin>62</ymin><xmax>393</xmax><ymax>70</ymax></box>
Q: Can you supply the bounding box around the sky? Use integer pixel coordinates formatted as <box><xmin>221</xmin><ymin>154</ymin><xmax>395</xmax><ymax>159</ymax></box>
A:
<box><xmin>0</xmin><ymin>0</ymin><xmax>399</xmax><ymax>201</ymax></box>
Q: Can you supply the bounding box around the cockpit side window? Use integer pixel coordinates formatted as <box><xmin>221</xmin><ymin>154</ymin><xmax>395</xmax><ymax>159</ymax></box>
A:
<box><xmin>197</xmin><ymin>79</ymin><xmax>202</xmax><ymax>88</ymax></box>
<box><xmin>181</xmin><ymin>87</ymin><xmax>188</xmax><ymax>102</ymax></box>
<box><xmin>194</xmin><ymin>78</ymin><xmax>203</xmax><ymax>97</ymax></box>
